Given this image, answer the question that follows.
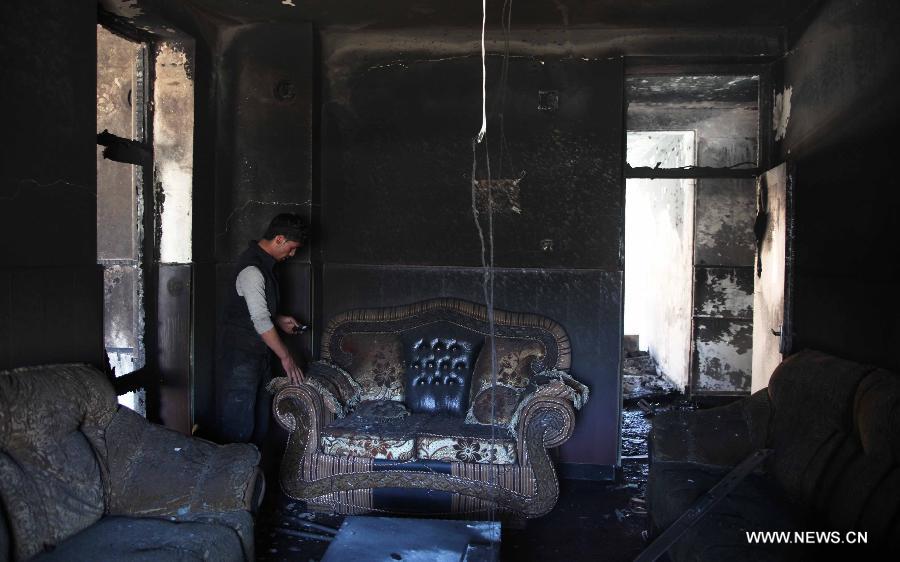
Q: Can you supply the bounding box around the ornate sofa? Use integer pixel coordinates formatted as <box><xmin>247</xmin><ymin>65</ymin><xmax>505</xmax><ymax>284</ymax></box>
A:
<box><xmin>0</xmin><ymin>364</ymin><xmax>263</xmax><ymax>561</ymax></box>
<box><xmin>269</xmin><ymin>298</ymin><xmax>588</xmax><ymax>520</ymax></box>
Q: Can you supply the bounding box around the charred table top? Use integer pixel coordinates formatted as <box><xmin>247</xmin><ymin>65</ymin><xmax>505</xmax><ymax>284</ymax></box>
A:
<box><xmin>321</xmin><ymin>516</ymin><xmax>501</xmax><ymax>562</ymax></box>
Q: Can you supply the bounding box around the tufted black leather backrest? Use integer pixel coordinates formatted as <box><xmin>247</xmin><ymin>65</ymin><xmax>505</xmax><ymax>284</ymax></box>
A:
<box><xmin>402</xmin><ymin>323</ymin><xmax>482</xmax><ymax>416</ymax></box>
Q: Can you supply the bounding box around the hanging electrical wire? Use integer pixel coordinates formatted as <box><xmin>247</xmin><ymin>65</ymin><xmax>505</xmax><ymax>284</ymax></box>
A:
<box><xmin>470</xmin><ymin>0</ymin><xmax>515</xmax><ymax>531</ymax></box>
<box><xmin>476</xmin><ymin>0</ymin><xmax>487</xmax><ymax>143</ymax></box>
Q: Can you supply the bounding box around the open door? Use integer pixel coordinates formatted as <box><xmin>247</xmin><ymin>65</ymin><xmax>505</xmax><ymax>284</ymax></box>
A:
<box><xmin>751</xmin><ymin>162</ymin><xmax>793</xmax><ymax>392</ymax></box>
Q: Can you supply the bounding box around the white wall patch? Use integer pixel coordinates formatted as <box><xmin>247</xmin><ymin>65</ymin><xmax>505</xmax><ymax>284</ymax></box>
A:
<box><xmin>773</xmin><ymin>86</ymin><xmax>792</xmax><ymax>141</ymax></box>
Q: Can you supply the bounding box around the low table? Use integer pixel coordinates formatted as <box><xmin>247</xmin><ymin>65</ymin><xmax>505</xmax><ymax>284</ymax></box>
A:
<box><xmin>321</xmin><ymin>517</ymin><xmax>501</xmax><ymax>562</ymax></box>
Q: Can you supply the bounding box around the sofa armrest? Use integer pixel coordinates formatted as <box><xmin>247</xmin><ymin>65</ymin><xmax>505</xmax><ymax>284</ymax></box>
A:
<box><xmin>271</xmin><ymin>382</ymin><xmax>337</xmax><ymax>499</ymax></box>
<box><xmin>268</xmin><ymin>360</ymin><xmax>361</xmax><ymax>418</ymax></box>
<box><xmin>650</xmin><ymin>389</ymin><xmax>771</xmax><ymax>468</ymax></box>
<box><xmin>513</xmin><ymin>371</ymin><xmax>588</xmax><ymax>462</ymax></box>
<box><xmin>102</xmin><ymin>407</ymin><xmax>263</xmax><ymax>518</ymax></box>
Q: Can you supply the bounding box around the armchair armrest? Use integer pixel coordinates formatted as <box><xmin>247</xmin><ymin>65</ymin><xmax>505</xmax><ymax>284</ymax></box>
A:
<box><xmin>649</xmin><ymin>389</ymin><xmax>771</xmax><ymax>468</ymax></box>
<box><xmin>267</xmin><ymin>360</ymin><xmax>361</xmax><ymax>418</ymax></box>
<box><xmin>102</xmin><ymin>407</ymin><xmax>263</xmax><ymax>518</ymax></box>
<box><xmin>513</xmin><ymin>370</ymin><xmax>589</xmax><ymax>458</ymax></box>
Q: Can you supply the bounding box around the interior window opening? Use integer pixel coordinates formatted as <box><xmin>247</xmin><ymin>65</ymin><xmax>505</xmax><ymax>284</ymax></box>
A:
<box><xmin>97</xmin><ymin>24</ymin><xmax>147</xmax><ymax>414</ymax></box>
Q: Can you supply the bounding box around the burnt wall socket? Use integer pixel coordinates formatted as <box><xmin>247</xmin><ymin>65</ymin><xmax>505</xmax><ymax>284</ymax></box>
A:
<box><xmin>538</xmin><ymin>90</ymin><xmax>559</xmax><ymax>112</ymax></box>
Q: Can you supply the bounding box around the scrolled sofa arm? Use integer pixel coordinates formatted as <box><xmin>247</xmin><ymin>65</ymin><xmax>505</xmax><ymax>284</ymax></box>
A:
<box><xmin>513</xmin><ymin>370</ymin><xmax>589</xmax><ymax>456</ymax></box>
<box><xmin>103</xmin><ymin>407</ymin><xmax>263</xmax><ymax>517</ymax></box>
<box><xmin>268</xmin><ymin>360</ymin><xmax>361</xmax><ymax>419</ymax></box>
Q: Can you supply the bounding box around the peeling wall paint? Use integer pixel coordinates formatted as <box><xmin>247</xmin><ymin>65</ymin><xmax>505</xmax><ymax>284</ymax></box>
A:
<box><xmin>693</xmin><ymin>319</ymin><xmax>753</xmax><ymax>391</ymax></box>
<box><xmin>154</xmin><ymin>41</ymin><xmax>194</xmax><ymax>264</ymax></box>
<box><xmin>693</xmin><ymin>179</ymin><xmax>756</xmax><ymax>267</ymax></box>
<box><xmin>773</xmin><ymin>86</ymin><xmax>791</xmax><ymax>142</ymax></box>
<box><xmin>694</xmin><ymin>267</ymin><xmax>753</xmax><ymax>319</ymax></box>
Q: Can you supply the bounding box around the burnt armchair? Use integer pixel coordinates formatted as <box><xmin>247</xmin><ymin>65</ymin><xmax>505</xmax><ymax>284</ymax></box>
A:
<box><xmin>0</xmin><ymin>364</ymin><xmax>263</xmax><ymax>561</ymax></box>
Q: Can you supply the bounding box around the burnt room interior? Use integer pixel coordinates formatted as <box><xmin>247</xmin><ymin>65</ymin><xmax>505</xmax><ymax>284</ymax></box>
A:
<box><xmin>1</xmin><ymin>0</ymin><xmax>899</xmax><ymax>560</ymax></box>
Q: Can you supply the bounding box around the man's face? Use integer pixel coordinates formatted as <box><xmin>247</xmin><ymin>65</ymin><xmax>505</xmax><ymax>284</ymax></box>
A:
<box><xmin>273</xmin><ymin>236</ymin><xmax>303</xmax><ymax>261</ymax></box>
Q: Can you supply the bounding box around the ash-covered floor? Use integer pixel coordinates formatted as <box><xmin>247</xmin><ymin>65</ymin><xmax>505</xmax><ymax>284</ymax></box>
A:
<box><xmin>254</xmin><ymin>393</ymin><xmax>698</xmax><ymax>561</ymax></box>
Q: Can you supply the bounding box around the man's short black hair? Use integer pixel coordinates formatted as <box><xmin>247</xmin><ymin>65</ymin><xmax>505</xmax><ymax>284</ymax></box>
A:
<box><xmin>263</xmin><ymin>213</ymin><xmax>308</xmax><ymax>243</ymax></box>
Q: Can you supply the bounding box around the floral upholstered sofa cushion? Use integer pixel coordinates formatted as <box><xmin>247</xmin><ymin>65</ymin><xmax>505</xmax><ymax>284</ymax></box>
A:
<box><xmin>465</xmin><ymin>337</ymin><xmax>548</xmax><ymax>427</ymax></box>
<box><xmin>319</xmin><ymin>401</ymin><xmax>517</xmax><ymax>465</ymax></box>
<box><xmin>337</xmin><ymin>333</ymin><xmax>406</xmax><ymax>402</ymax></box>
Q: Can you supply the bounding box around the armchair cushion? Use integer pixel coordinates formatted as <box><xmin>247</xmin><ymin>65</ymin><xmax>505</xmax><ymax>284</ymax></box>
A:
<box><xmin>416</xmin><ymin>429</ymin><xmax>517</xmax><ymax>464</ymax></box>
<box><xmin>338</xmin><ymin>333</ymin><xmax>405</xmax><ymax>402</ymax></box>
<box><xmin>319</xmin><ymin>409</ymin><xmax>517</xmax><ymax>465</ymax></box>
<box><xmin>466</xmin><ymin>337</ymin><xmax>547</xmax><ymax>426</ymax></box>
<box><xmin>402</xmin><ymin>322</ymin><xmax>481</xmax><ymax>416</ymax></box>
<box><xmin>32</xmin><ymin>515</ymin><xmax>249</xmax><ymax>562</ymax></box>
<box><xmin>321</xmin><ymin>413</ymin><xmax>417</xmax><ymax>461</ymax></box>
<box><xmin>103</xmin><ymin>407</ymin><xmax>261</xmax><ymax>518</ymax></box>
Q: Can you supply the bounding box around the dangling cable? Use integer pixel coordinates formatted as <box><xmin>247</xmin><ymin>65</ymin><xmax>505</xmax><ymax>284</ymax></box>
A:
<box><xmin>476</xmin><ymin>0</ymin><xmax>487</xmax><ymax>143</ymax></box>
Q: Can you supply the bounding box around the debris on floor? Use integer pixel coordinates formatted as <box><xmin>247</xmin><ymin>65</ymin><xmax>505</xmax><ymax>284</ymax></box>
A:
<box><xmin>622</xmin><ymin>346</ymin><xmax>680</xmax><ymax>400</ymax></box>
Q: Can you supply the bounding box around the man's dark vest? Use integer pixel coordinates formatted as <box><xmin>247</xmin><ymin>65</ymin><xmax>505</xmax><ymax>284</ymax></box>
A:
<box><xmin>221</xmin><ymin>241</ymin><xmax>279</xmax><ymax>354</ymax></box>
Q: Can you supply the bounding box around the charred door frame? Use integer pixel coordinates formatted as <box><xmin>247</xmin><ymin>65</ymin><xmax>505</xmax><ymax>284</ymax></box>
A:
<box><xmin>97</xmin><ymin>16</ymin><xmax>161</xmax><ymax>419</ymax></box>
<box><xmin>624</xmin><ymin>60</ymin><xmax>775</xmax><ymax>398</ymax></box>
<box><xmin>100</xmin><ymin>13</ymin><xmax>199</xmax><ymax>433</ymax></box>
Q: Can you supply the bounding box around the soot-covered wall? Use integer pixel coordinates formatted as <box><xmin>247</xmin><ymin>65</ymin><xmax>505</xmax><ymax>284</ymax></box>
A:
<box><xmin>321</xmin><ymin>32</ymin><xmax>624</xmax><ymax>474</ymax></box>
<box><xmin>0</xmin><ymin>0</ymin><xmax>103</xmax><ymax>370</ymax></box>
<box><xmin>778</xmin><ymin>0</ymin><xmax>900</xmax><ymax>371</ymax></box>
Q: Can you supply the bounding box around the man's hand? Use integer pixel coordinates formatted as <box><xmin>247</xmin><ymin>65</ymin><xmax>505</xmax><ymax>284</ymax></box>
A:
<box><xmin>260</xmin><ymin>327</ymin><xmax>305</xmax><ymax>385</ymax></box>
<box><xmin>280</xmin><ymin>354</ymin><xmax>304</xmax><ymax>385</ymax></box>
<box><xmin>276</xmin><ymin>315</ymin><xmax>301</xmax><ymax>334</ymax></box>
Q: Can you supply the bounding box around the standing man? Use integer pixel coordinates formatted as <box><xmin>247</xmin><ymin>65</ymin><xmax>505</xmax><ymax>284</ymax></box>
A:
<box><xmin>217</xmin><ymin>213</ymin><xmax>308</xmax><ymax>444</ymax></box>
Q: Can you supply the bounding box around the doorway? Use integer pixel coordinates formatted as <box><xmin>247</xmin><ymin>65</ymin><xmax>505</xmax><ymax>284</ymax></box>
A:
<box><xmin>624</xmin><ymin>72</ymin><xmax>763</xmax><ymax>400</ymax></box>
<box><xmin>624</xmin><ymin>131</ymin><xmax>696</xmax><ymax>395</ymax></box>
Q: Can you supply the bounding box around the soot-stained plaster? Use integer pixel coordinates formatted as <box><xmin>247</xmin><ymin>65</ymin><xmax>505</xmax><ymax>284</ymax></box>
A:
<box><xmin>693</xmin><ymin>319</ymin><xmax>753</xmax><ymax>392</ymax></box>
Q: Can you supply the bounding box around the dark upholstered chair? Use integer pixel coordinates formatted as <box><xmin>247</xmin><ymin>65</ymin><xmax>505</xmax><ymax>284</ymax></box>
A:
<box><xmin>270</xmin><ymin>298</ymin><xmax>589</xmax><ymax>520</ymax></box>
<box><xmin>648</xmin><ymin>350</ymin><xmax>900</xmax><ymax>560</ymax></box>
<box><xmin>0</xmin><ymin>364</ymin><xmax>263</xmax><ymax>561</ymax></box>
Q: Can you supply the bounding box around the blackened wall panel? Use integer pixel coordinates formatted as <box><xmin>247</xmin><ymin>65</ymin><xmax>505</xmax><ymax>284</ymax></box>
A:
<box><xmin>0</xmin><ymin>1</ymin><xmax>103</xmax><ymax>371</ymax></box>
<box><xmin>778</xmin><ymin>0</ymin><xmax>900</xmax><ymax>372</ymax></box>
<box><xmin>214</xmin><ymin>22</ymin><xmax>314</xmax><ymax>263</ymax></box>
<box><xmin>323</xmin><ymin>56</ymin><xmax>624</xmax><ymax>270</ymax></box>
<box><xmin>158</xmin><ymin>264</ymin><xmax>192</xmax><ymax>434</ymax></box>
<box><xmin>321</xmin><ymin>45</ymin><xmax>624</xmax><ymax>472</ymax></box>
<box><xmin>279</xmin><ymin>262</ymin><xmax>314</xmax><ymax>371</ymax></box>
<box><xmin>322</xmin><ymin>265</ymin><xmax>622</xmax><ymax>468</ymax></box>
<box><xmin>0</xmin><ymin>267</ymin><xmax>103</xmax><ymax>371</ymax></box>
<box><xmin>192</xmin><ymin>261</ymin><xmax>217</xmax><ymax>433</ymax></box>
<box><xmin>0</xmin><ymin>0</ymin><xmax>97</xmax><ymax>269</ymax></box>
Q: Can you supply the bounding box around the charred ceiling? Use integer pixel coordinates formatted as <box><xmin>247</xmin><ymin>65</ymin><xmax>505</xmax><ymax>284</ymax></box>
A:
<box><xmin>107</xmin><ymin>0</ymin><xmax>821</xmax><ymax>33</ymax></box>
